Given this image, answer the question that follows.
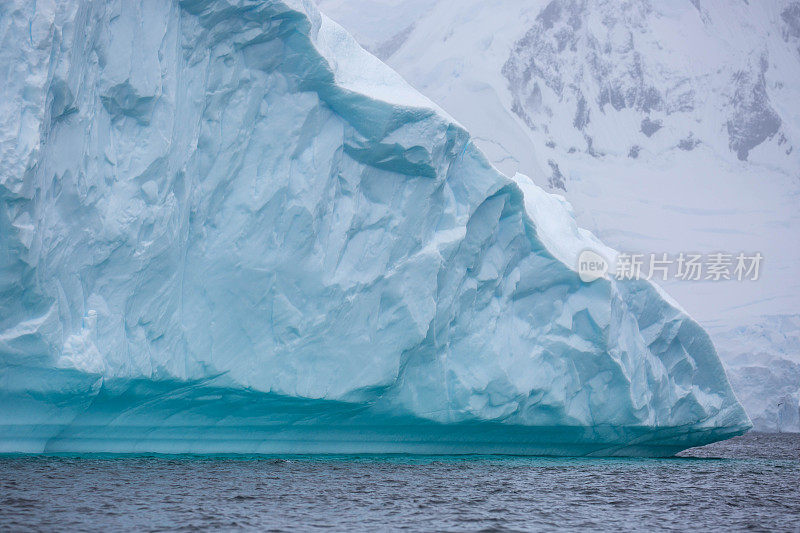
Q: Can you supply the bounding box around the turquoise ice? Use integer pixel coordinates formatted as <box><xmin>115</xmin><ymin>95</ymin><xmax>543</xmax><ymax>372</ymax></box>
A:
<box><xmin>0</xmin><ymin>0</ymin><xmax>749</xmax><ymax>455</ymax></box>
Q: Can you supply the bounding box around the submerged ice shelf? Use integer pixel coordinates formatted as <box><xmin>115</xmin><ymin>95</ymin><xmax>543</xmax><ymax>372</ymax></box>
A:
<box><xmin>0</xmin><ymin>0</ymin><xmax>750</xmax><ymax>456</ymax></box>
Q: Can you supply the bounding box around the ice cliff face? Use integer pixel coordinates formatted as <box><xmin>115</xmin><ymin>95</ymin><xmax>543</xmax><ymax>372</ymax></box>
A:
<box><xmin>0</xmin><ymin>0</ymin><xmax>749</xmax><ymax>455</ymax></box>
<box><xmin>316</xmin><ymin>0</ymin><xmax>800</xmax><ymax>432</ymax></box>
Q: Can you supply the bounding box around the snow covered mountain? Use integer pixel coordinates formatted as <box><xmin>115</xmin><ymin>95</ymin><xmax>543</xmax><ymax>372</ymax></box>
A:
<box><xmin>710</xmin><ymin>314</ymin><xmax>800</xmax><ymax>432</ymax></box>
<box><xmin>317</xmin><ymin>0</ymin><xmax>800</xmax><ymax>431</ymax></box>
<box><xmin>0</xmin><ymin>0</ymin><xmax>748</xmax><ymax>454</ymax></box>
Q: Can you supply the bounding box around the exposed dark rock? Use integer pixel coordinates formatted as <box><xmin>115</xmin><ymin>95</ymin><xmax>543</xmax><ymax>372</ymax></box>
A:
<box><xmin>573</xmin><ymin>93</ymin><xmax>590</xmax><ymax>129</ymax></box>
<box><xmin>782</xmin><ymin>3</ymin><xmax>800</xmax><ymax>41</ymax></box>
<box><xmin>727</xmin><ymin>55</ymin><xmax>782</xmax><ymax>161</ymax></box>
<box><xmin>678</xmin><ymin>134</ymin><xmax>700</xmax><ymax>151</ymax></box>
<box><xmin>640</xmin><ymin>117</ymin><xmax>662</xmax><ymax>137</ymax></box>
<box><xmin>547</xmin><ymin>159</ymin><xmax>567</xmax><ymax>190</ymax></box>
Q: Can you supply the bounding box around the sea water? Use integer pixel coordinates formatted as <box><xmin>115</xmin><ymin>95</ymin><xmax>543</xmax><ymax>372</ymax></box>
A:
<box><xmin>0</xmin><ymin>433</ymin><xmax>797</xmax><ymax>531</ymax></box>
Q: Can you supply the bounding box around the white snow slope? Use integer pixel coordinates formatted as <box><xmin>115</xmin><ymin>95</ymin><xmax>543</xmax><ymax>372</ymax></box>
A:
<box><xmin>317</xmin><ymin>0</ymin><xmax>800</xmax><ymax>431</ymax></box>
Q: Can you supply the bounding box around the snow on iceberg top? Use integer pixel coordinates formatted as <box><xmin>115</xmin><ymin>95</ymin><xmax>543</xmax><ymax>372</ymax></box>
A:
<box><xmin>301</xmin><ymin>1</ymin><xmax>620</xmax><ymax>277</ymax></box>
<box><xmin>306</xmin><ymin>2</ymin><xmax>450</xmax><ymax>117</ymax></box>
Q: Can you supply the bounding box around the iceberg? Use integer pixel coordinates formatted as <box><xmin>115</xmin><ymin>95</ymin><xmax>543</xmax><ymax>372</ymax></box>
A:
<box><xmin>0</xmin><ymin>0</ymin><xmax>749</xmax><ymax>456</ymax></box>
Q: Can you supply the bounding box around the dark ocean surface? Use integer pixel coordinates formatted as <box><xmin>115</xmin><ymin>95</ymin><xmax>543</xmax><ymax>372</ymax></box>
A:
<box><xmin>1</xmin><ymin>432</ymin><xmax>798</xmax><ymax>531</ymax></box>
